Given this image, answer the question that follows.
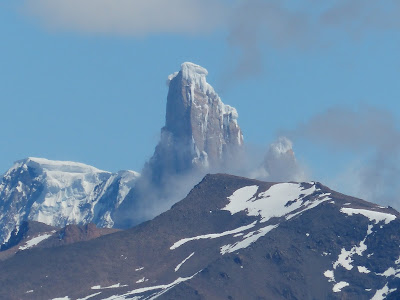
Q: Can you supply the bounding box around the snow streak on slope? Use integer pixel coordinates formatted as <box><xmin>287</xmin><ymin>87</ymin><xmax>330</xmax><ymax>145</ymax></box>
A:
<box><xmin>170</xmin><ymin>222</ymin><xmax>256</xmax><ymax>250</ymax></box>
<box><xmin>19</xmin><ymin>231</ymin><xmax>55</xmax><ymax>250</ymax></box>
<box><xmin>340</xmin><ymin>208</ymin><xmax>396</xmax><ymax>224</ymax></box>
<box><xmin>99</xmin><ymin>272</ymin><xmax>201</xmax><ymax>300</ymax></box>
<box><xmin>175</xmin><ymin>252</ymin><xmax>195</xmax><ymax>272</ymax></box>
<box><xmin>220</xmin><ymin>224</ymin><xmax>278</xmax><ymax>254</ymax></box>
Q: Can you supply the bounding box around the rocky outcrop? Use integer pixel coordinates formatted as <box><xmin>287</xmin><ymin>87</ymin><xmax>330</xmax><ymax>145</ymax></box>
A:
<box><xmin>252</xmin><ymin>136</ymin><xmax>306</xmax><ymax>182</ymax></box>
<box><xmin>264</xmin><ymin>136</ymin><xmax>305</xmax><ymax>181</ymax></box>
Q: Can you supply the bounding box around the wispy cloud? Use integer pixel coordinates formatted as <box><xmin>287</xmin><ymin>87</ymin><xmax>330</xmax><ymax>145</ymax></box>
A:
<box><xmin>223</xmin><ymin>0</ymin><xmax>314</xmax><ymax>83</ymax></box>
<box><xmin>287</xmin><ymin>105</ymin><xmax>400</xmax><ymax>209</ymax></box>
<box><xmin>223</xmin><ymin>0</ymin><xmax>400</xmax><ymax>84</ymax></box>
<box><xmin>22</xmin><ymin>0</ymin><xmax>229</xmax><ymax>35</ymax></box>
<box><xmin>21</xmin><ymin>0</ymin><xmax>400</xmax><ymax>83</ymax></box>
<box><xmin>289</xmin><ymin>106</ymin><xmax>400</xmax><ymax>152</ymax></box>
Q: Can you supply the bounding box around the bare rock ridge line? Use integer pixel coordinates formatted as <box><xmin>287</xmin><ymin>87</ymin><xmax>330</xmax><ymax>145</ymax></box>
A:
<box><xmin>145</xmin><ymin>62</ymin><xmax>243</xmax><ymax>184</ymax></box>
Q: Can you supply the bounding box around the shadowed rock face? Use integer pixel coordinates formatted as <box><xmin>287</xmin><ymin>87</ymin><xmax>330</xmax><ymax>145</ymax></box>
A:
<box><xmin>146</xmin><ymin>62</ymin><xmax>243</xmax><ymax>184</ymax></box>
<box><xmin>0</xmin><ymin>221</ymin><xmax>119</xmax><ymax>261</ymax></box>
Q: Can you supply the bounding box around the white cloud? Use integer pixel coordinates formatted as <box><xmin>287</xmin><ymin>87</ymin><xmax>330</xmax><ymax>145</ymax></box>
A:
<box><xmin>22</xmin><ymin>0</ymin><xmax>230</xmax><ymax>35</ymax></box>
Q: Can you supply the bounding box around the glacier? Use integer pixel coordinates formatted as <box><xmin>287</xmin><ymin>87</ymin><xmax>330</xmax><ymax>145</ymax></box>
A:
<box><xmin>0</xmin><ymin>157</ymin><xmax>139</xmax><ymax>244</ymax></box>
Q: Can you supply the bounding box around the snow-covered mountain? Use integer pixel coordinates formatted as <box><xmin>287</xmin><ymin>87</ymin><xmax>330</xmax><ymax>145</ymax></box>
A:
<box><xmin>145</xmin><ymin>62</ymin><xmax>243</xmax><ymax>184</ymax></box>
<box><xmin>0</xmin><ymin>157</ymin><xmax>139</xmax><ymax>244</ymax></box>
<box><xmin>1</xmin><ymin>62</ymin><xmax>399</xmax><ymax>300</ymax></box>
<box><xmin>0</xmin><ymin>174</ymin><xmax>399</xmax><ymax>300</ymax></box>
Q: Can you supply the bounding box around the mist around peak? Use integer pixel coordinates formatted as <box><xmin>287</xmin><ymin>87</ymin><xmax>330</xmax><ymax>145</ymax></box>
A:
<box><xmin>113</xmin><ymin>63</ymin><xmax>307</xmax><ymax>228</ymax></box>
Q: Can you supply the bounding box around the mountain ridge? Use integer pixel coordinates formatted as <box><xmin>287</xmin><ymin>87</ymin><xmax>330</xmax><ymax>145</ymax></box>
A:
<box><xmin>0</xmin><ymin>173</ymin><xmax>399</xmax><ymax>299</ymax></box>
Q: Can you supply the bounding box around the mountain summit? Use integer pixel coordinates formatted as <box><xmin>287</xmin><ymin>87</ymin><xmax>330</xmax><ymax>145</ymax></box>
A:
<box><xmin>0</xmin><ymin>157</ymin><xmax>139</xmax><ymax>244</ymax></box>
<box><xmin>146</xmin><ymin>62</ymin><xmax>243</xmax><ymax>184</ymax></box>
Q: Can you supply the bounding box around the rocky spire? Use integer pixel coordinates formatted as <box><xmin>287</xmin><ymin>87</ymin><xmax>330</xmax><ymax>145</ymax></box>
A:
<box><xmin>263</xmin><ymin>137</ymin><xmax>306</xmax><ymax>182</ymax></box>
<box><xmin>146</xmin><ymin>62</ymin><xmax>243</xmax><ymax>184</ymax></box>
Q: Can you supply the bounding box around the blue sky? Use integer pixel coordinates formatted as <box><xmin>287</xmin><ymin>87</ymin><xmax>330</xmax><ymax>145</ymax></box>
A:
<box><xmin>1</xmin><ymin>1</ymin><xmax>400</xmax><ymax>205</ymax></box>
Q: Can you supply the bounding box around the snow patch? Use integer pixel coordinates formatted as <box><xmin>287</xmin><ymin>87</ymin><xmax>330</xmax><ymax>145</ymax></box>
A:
<box><xmin>333</xmin><ymin>239</ymin><xmax>367</xmax><ymax>271</ymax></box>
<box><xmin>222</xmin><ymin>183</ymin><xmax>327</xmax><ymax>223</ymax></box>
<box><xmin>324</xmin><ymin>270</ymin><xmax>335</xmax><ymax>282</ymax></box>
<box><xmin>357</xmin><ymin>266</ymin><xmax>371</xmax><ymax>274</ymax></box>
<box><xmin>376</xmin><ymin>267</ymin><xmax>400</xmax><ymax>278</ymax></box>
<box><xmin>333</xmin><ymin>281</ymin><xmax>349</xmax><ymax>292</ymax></box>
<box><xmin>340</xmin><ymin>208</ymin><xmax>396</xmax><ymax>224</ymax></box>
<box><xmin>371</xmin><ymin>283</ymin><xmax>397</xmax><ymax>300</ymax></box>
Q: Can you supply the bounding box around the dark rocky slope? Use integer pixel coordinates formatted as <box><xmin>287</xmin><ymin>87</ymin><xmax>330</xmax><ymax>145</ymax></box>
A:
<box><xmin>0</xmin><ymin>174</ymin><xmax>399</xmax><ymax>300</ymax></box>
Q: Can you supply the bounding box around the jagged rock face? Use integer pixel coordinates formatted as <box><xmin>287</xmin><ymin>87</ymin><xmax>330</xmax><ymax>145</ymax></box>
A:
<box><xmin>147</xmin><ymin>62</ymin><xmax>243</xmax><ymax>183</ymax></box>
<box><xmin>0</xmin><ymin>157</ymin><xmax>139</xmax><ymax>244</ymax></box>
